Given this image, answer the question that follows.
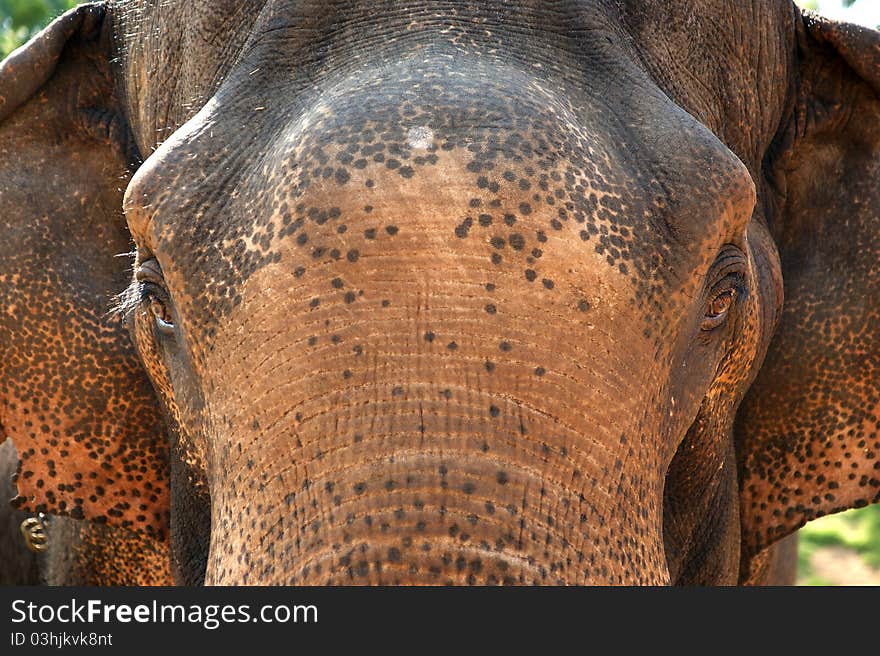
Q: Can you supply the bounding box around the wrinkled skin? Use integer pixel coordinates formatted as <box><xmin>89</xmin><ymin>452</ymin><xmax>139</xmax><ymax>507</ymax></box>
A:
<box><xmin>2</xmin><ymin>0</ymin><xmax>877</xmax><ymax>585</ymax></box>
<box><xmin>0</xmin><ymin>8</ymin><xmax>171</xmax><ymax>584</ymax></box>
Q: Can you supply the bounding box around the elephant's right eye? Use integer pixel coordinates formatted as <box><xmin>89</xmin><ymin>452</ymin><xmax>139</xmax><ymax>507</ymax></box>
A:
<box><xmin>146</xmin><ymin>287</ymin><xmax>175</xmax><ymax>334</ymax></box>
<box><xmin>135</xmin><ymin>259</ymin><xmax>176</xmax><ymax>337</ymax></box>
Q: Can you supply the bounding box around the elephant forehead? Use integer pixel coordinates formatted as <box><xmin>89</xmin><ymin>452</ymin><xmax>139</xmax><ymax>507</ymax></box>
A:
<box><xmin>128</xmin><ymin>56</ymin><xmax>753</xmax><ymax>347</ymax></box>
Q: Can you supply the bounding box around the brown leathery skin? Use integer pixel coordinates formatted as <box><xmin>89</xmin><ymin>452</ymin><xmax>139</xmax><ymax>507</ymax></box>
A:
<box><xmin>742</xmin><ymin>532</ymin><xmax>799</xmax><ymax>586</ymax></box>
<box><xmin>112</xmin><ymin>0</ymin><xmax>270</xmax><ymax>160</ymax></box>
<box><xmin>0</xmin><ymin>3</ymin><xmax>172</xmax><ymax>582</ymax></box>
<box><xmin>123</xmin><ymin>1</ymin><xmax>771</xmax><ymax>585</ymax></box>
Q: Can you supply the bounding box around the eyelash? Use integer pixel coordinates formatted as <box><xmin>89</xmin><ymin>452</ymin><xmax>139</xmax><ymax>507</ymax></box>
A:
<box><xmin>112</xmin><ymin>279</ymin><xmax>173</xmax><ymax>329</ymax></box>
<box><xmin>112</xmin><ymin>280</ymin><xmax>147</xmax><ymax>321</ymax></box>
<box><xmin>137</xmin><ymin>280</ymin><xmax>163</xmax><ymax>303</ymax></box>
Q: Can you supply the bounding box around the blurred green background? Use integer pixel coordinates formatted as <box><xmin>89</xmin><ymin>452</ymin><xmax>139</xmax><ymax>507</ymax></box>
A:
<box><xmin>797</xmin><ymin>506</ymin><xmax>880</xmax><ymax>585</ymax></box>
<box><xmin>1</xmin><ymin>0</ymin><xmax>878</xmax><ymax>587</ymax></box>
<box><xmin>1</xmin><ymin>0</ymin><xmax>77</xmax><ymax>58</ymax></box>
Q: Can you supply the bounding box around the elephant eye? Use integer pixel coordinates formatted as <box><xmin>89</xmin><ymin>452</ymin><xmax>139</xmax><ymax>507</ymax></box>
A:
<box><xmin>709</xmin><ymin>289</ymin><xmax>735</xmax><ymax>317</ymax></box>
<box><xmin>147</xmin><ymin>291</ymin><xmax>175</xmax><ymax>333</ymax></box>
<box><xmin>702</xmin><ymin>289</ymin><xmax>736</xmax><ymax>330</ymax></box>
<box><xmin>135</xmin><ymin>259</ymin><xmax>176</xmax><ymax>336</ymax></box>
<box><xmin>701</xmin><ymin>246</ymin><xmax>747</xmax><ymax>333</ymax></box>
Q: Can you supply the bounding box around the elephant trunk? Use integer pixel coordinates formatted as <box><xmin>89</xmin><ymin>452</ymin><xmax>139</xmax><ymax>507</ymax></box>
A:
<box><xmin>200</xmin><ymin>265</ymin><xmax>668</xmax><ymax>584</ymax></box>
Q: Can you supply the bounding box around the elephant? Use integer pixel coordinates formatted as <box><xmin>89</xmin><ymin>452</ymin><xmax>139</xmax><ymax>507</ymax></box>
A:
<box><xmin>0</xmin><ymin>5</ymin><xmax>173</xmax><ymax>583</ymax></box>
<box><xmin>0</xmin><ymin>0</ymin><xmax>876</xmax><ymax>586</ymax></box>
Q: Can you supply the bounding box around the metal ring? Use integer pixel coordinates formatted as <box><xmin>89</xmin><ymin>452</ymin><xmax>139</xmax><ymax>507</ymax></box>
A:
<box><xmin>20</xmin><ymin>515</ymin><xmax>48</xmax><ymax>553</ymax></box>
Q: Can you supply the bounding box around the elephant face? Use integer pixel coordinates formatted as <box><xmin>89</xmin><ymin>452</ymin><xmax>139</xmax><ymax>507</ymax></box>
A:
<box><xmin>3</xmin><ymin>0</ymin><xmax>878</xmax><ymax>585</ymax></box>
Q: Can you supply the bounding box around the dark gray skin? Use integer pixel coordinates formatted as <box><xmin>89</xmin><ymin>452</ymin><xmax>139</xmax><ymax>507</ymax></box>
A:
<box><xmin>2</xmin><ymin>0</ymin><xmax>877</xmax><ymax>585</ymax></box>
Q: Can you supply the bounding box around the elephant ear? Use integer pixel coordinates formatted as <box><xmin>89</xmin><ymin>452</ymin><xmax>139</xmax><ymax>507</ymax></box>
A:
<box><xmin>0</xmin><ymin>4</ymin><xmax>170</xmax><ymax>539</ymax></box>
<box><xmin>736</xmin><ymin>11</ymin><xmax>880</xmax><ymax>576</ymax></box>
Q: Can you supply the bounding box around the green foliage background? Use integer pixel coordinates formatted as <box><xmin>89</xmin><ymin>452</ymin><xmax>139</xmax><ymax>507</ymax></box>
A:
<box><xmin>1</xmin><ymin>0</ymin><xmax>877</xmax><ymax>586</ymax></box>
<box><xmin>799</xmin><ymin>0</ymin><xmax>858</xmax><ymax>8</ymax></box>
<box><xmin>1</xmin><ymin>0</ymin><xmax>78</xmax><ymax>58</ymax></box>
<box><xmin>798</xmin><ymin>505</ymin><xmax>880</xmax><ymax>585</ymax></box>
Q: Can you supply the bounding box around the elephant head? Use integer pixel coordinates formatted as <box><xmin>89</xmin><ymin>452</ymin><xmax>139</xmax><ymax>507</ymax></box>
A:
<box><xmin>0</xmin><ymin>6</ymin><xmax>171</xmax><ymax>583</ymax></box>
<box><xmin>3</xmin><ymin>0</ymin><xmax>877</xmax><ymax>585</ymax></box>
